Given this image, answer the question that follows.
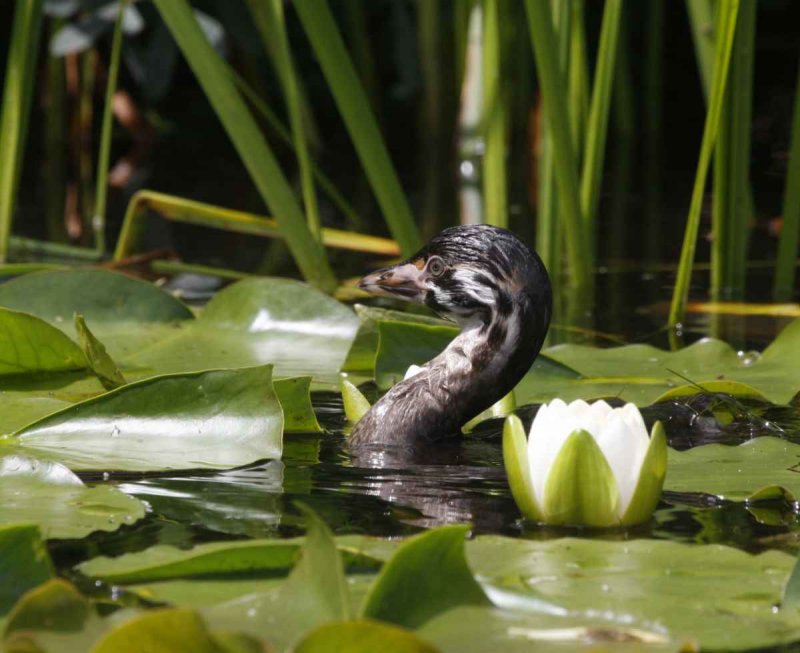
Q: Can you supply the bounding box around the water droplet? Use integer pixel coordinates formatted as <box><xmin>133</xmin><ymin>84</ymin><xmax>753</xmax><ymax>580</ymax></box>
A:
<box><xmin>736</xmin><ymin>350</ymin><xmax>761</xmax><ymax>367</ymax></box>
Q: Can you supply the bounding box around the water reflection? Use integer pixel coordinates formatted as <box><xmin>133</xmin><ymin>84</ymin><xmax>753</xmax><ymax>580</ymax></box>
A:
<box><xmin>59</xmin><ymin>391</ymin><xmax>800</xmax><ymax>569</ymax></box>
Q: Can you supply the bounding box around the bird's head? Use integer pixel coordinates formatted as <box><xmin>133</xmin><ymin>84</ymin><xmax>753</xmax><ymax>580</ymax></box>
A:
<box><xmin>358</xmin><ymin>225</ymin><xmax>551</xmax><ymax>327</ymax></box>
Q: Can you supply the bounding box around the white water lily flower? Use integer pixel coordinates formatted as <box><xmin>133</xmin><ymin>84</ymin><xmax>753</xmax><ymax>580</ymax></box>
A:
<box><xmin>503</xmin><ymin>399</ymin><xmax>667</xmax><ymax>527</ymax></box>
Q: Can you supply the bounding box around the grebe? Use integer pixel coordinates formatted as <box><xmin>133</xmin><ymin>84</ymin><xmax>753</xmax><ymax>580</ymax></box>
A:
<box><xmin>349</xmin><ymin>225</ymin><xmax>551</xmax><ymax>447</ymax></box>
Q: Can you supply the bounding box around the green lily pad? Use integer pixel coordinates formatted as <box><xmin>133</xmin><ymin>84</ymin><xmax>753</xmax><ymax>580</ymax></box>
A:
<box><xmin>361</xmin><ymin>525</ymin><xmax>490</xmax><ymax>629</ymax></box>
<box><xmin>126</xmin><ymin>278</ymin><xmax>358</xmax><ymax>384</ymax></box>
<box><xmin>203</xmin><ymin>506</ymin><xmax>352</xmax><ymax>650</ymax></box>
<box><xmin>0</xmin><ymin>269</ymin><xmax>193</xmax><ymax>330</ymax></box>
<box><xmin>3</xmin><ymin>579</ymin><xmax>89</xmax><ymax>636</ymax></box>
<box><xmin>8</xmin><ymin>366</ymin><xmax>282</xmax><ymax>472</ymax></box>
<box><xmin>543</xmin><ymin>319</ymin><xmax>800</xmax><ymax>405</ymax></box>
<box><xmin>0</xmin><ymin>397</ymin><xmax>72</xmax><ymax>435</ymax></box>
<box><xmin>0</xmin><ymin>308</ymin><xmax>87</xmax><ymax>376</ymax></box>
<box><xmin>665</xmin><ymin>436</ymin><xmax>800</xmax><ymax>501</ymax></box>
<box><xmin>342</xmin><ymin>306</ymin><xmax>454</xmax><ymax>375</ymax></box>
<box><xmin>74</xmin><ymin>314</ymin><xmax>126</xmax><ymax>389</ymax></box>
<box><xmin>296</xmin><ymin>620</ymin><xmax>441</xmax><ymax>653</ymax></box>
<box><xmin>90</xmin><ymin>608</ymin><xmax>224</xmax><ymax>653</ymax></box>
<box><xmin>419</xmin><ymin>605</ymin><xmax>683</xmax><ymax>653</ymax></box>
<box><xmin>0</xmin><ymin>455</ymin><xmax>146</xmax><ymax>538</ymax></box>
<box><xmin>654</xmin><ymin>379</ymin><xmax>771</xmax><ymax>402</ymax></box>
<box><xmin>465</xmin><ymin>536</ymin><xmax>800</xmax><ymax>652</ymax></box>
<box><xmin>374</xmin><ymin>321</ymin><xmax>458</xmax><ymax>389</ymax></box>
<box><xmin>274</xmin><ymin>377</ymin><xmax>321</xmax><ymax>432</ymax></box>
<box><xmin>0</xmin><ymin>524</ymin><xmax>53</xmax><ymax>615</ymax></box>
<box><xmin>77</xmin><ymin>535</ymin><xmax>385</xmax><ymax>584</ymax></box>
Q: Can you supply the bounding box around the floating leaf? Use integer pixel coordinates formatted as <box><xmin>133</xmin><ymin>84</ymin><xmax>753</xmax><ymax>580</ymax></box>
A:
<box><xmin>10</xmin><ymin>366</ymin><xmax>282</xmax><ymax>472</ymax></box>
<box><xmin>374</xmin><ymin>321</ymin><xmax>458</xmax><ymax>389</ymax></box>
<box><xmin>274</xmin><ymin>377</ymin><xmax>320</xmax><ymax>433</ymax></box>
<box><xmin>0</xmin><ymin>269</ymin><xmax>193</xmax><ymax>331</ymax></box>
<box><xmin>125</xmin><ymin>278</ymin><xmax>358</xmax><ymax>384</ymax></box>
<box><xmin>78</xmin><ymin>534</ymin><xmax>384</xmax><ymax>585</ymax></box>
<box><xmin>0</xmin><ymin>455</ymin><xmax>145</xmax><ymax>538</ymax></box>
<box><xmin>0</xmin><ymin>397</ymin><xmax>72</xmax><ymax>436</ymax></box>
<box><xmin>74</xmin><ymin>314</ymin><xmax>126</xmax><ymax>389</ymax></box>
<box><xmin>0</xmin><ymin>308</ymin><xmax>86</xmax><ymax>376</ymax></box>
<box><xmin>90</xmin><ymin>608</ymin><xmax>223</xmax><ymax>653</ymax></box>
<box><xmin>665</xmin><ymin>437</ymin><xmax>800</xmax><ymax>502</ymax></box>
<box><xmin>0</xmin><ymin>524</ymin><xmax>53</xmax><ymax>615</ymax></box>
<box><xmin>419</xmin><ymin>605</ymin><xmax>683</xmax><ymax>653</ymax></box>
<box><xmin>342</xmin><ymin>306</ymin><xmax>453</xmax><ymax>375</ymax></box>
<box><xmin>203</xmin><ymin>506</ymin><xmax>352</xmax><ymax>650</ymax></box>
<box><xmin>361</xmin><ymin>525</ymin><xmax>490</xmax><ymax>629</ymax></box>
<box><xmin>465</xmin><ymin>536</ymin><xmax>800</xmax><ymax>651</ymax></box>
<box><xmin>654</xmin><ymin>379</ymin><xmax>770</xmax><ymax>402</ymax></box>
<box><xmin>3</xmin><ymin>579</ymin><xmax>89</xmax><ymax>636</ymax></box>
<box><xmin>296</xmin><ymin>620</ymin><xmax>440</xmax><ymax>653</ymax></box>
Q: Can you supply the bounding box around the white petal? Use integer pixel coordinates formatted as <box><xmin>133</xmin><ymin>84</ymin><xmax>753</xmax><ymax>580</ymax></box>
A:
<box><xmin>621</xmin><ymin>403</ymin><xmax>649</xmax><ymax>444</ymax></box>
<box><xmin>583</xmin><ymin>399</ymin><xmax>613</xmax><ymax>435</ymax></box>
<box><xmin>528</xmin><ymin>400</ymin><xmax>572</xmax><ymax>506</ymax></box>
<box><xmin>593</xmin><ymin>411</ymin><xmax>648</xmax><ymax>516</ymax></box>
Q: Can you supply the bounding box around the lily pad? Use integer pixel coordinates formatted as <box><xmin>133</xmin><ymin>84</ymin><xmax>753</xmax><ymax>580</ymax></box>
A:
<box><xmin>0</xmin><ymin>397</ymin><xmax>72</xmax><ymax>435</ymax></box>
<box><xmin>342</xmin><ymin>306</ymin><xmax>454</xmax><ymax>375</ymax></box>
<box><xmin>77</xmin><ymin>535</ymin><xmax>385</xmax><ymax>584</ymax></box>
<box><xmin>126</xmin><ymin>278</ymin><xmax>359</xmax><ymax>384</ymax></box>
<box><xmin>0</xmin><ymin>268</ymin><xmax>193</xmax><ymax>330</ymax></box>
<box><xmin>419</xmin><ymin>605</ymin><xmax>683</xmax><ymax>653</ymax></box>
<box><xmin>543</xmin><ymin>319</ymin><xmax>800</xmax><ymax>405</ymax></box>
<box><xmin>296</xmin><ymin>620</ymin><xmax>441</xmax><ymax>653</ymax></box>
<box><xmin>0</xmin><ymin>455</ymin><xmax>146</xmax><ymax>538</ymax></box>
<box><xmin>74</xmin><ymin>314</ymin><xmax>126</xmax><ymax>389</ymax></box>
<box><xmin>3</xmin><ymin>579</ymin><xmax>89</xmax><ymax>636</ymax></box>
<box><xmin>465</xmin><ymin>536</ymin><xmax>800</xmax><ymax>652</ymax></box>
<box><xmin>0</xmin><ymin>308</ymin><xmax>87</xmax><ymax>376</ymax></box>
<box><xmin>374</xmin><ymin>321</ymin><xmax>458</xmax><ymax>389</ymax></box>
<box><xmin>8</xmin><ymin>366</ymin><xmax>282</xmax><ymax>472</ymax></box>
<box><xmin>0</xmin><ymin>524</ymin><xmax>53</xmax><ymax>615</ymax></box>
<box><xmin>361</xmin><ymin>525</ymin><xmax>490</xmax><ymax>629</ymax></box>
<box><xmin>665</xmin><ymin>436</ymin><xmax>800</xmax><ymax>501</ymax></box>
<box><xmin>90</xmin><ymin>608</ymin><xmax>225</xmax><ymax>653</ymax></box>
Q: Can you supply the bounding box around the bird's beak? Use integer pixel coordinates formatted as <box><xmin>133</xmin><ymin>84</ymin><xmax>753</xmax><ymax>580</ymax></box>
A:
<box><xmin>358</xmin><ymin>260</ymin><xmax>426</xmax><ymax>302</ymax></box>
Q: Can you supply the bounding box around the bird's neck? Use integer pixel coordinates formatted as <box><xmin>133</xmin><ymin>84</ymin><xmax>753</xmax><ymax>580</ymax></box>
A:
<box><xmin>432</xmin><ymin>300</ymin><xmax>537</xmax><ymax>404</ymax></box>
<box><xmin>349</xmin><ymin>292</ymin><xmax>549</xmax><ymax>448</ymax></box>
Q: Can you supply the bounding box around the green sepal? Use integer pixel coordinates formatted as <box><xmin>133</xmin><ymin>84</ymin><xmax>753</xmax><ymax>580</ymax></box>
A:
<box><xmin>341</xmin><ymin>376</ymin><xmax>371</xmax><ymax>425</ymax></box>
<box><xmin>620</xmin><ymin>420</ymin><xmax>667</xmax><ymax>525</ymax></box>
<box><xmin>542</xmin><ymin>429</ymin><xmax>619</xmax><ymax>527</ymax></box>
<box><xmin>463</xmin><ymin>390</ymin><xmax>517</xmax><ymax>433</ymax></box>
<box><xmin>502</xmin><ymin>414</ymin><xmax>542</xmax><ymax>521</ymax></box>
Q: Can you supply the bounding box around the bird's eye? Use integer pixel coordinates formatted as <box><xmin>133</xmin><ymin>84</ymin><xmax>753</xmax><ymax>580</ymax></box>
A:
<box><xmin>427</xmin><ymin>257</ymin><xmax>446</xmax><ymax>277</ymax></box>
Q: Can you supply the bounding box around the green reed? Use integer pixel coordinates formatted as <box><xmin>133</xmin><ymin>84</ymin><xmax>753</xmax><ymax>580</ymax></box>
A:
<box><xmin>0</xmin><ymin>0</ymin><xmax>44</xmax><ymax>262</ymax></box>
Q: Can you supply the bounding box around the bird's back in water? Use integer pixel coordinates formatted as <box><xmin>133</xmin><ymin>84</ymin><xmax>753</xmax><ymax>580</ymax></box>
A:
<box><xmin>350</xmin><ymin>225</ymin><xmax>551</xmax><ymax>447</ymax></box>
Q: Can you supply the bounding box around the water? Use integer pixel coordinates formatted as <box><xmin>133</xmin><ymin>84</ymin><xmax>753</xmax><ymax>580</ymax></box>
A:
<box><xmin>49</xmin><ymin>383</ymin><xmax>800</xmax><ymax>579</ymax></box>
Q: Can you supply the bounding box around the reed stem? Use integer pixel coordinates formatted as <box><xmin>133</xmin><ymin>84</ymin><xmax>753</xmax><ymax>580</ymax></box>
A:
<box><xmin>0</xmin><ymin>0</ymin><xmax>44</xmax><ymax>262</ymax></box>
<box><xmin>93</xmin><ymin>0</ymin><xmax>127</xmax><ymax>255</ymax></box>
<box><xmin>669</xmin><ymin>0</ymin><xmax>741</xmax><ymax>332</ymax></box>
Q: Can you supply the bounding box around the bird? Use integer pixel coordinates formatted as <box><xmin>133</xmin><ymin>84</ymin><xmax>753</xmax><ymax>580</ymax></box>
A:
<box><xmin>349</xmin><ymin>224</ymin><xmax>552</xmax><ymax>448</ymax></box>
